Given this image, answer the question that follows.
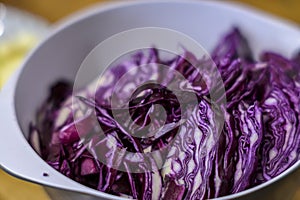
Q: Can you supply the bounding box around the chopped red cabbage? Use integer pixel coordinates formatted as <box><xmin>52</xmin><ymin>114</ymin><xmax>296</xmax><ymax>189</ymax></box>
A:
<box><xmin>29</xmin><ymin>28</ymin><xmax>300</xmax><ymax>199</ymax></box>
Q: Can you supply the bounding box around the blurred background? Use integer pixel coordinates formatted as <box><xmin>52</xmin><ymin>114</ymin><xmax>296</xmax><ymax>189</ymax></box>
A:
<box><xmin>0</xmin><ymin>0</ymin><xmax>299</xmax><ymax>199</ymax></box>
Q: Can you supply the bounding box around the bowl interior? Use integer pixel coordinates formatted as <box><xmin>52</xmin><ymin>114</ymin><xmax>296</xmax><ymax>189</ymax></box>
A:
<box><xmin>12</xmin><ymin>0</ymin><xmax>300</xmax><ymax>198</ymax></box>
<box><xmin>15</xmin><ymin>1</ymin><xmax>300</xmax><ymax>137</ymax></box>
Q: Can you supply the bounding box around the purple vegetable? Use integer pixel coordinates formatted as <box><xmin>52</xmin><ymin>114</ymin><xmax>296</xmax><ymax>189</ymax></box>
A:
<box><xmin>231</xmin><ymin>102</ymin><xmax>263</xmax><ymax>193</ymax></box>
<box><xmin>29</xmin><ymin>28</ymin><xmax>300</xmax><ymax>199</ymax></box>
<box><xmin>161</xmin><ymin>98</ymin><xmax>220</xmax><ymax>200</ymax></box>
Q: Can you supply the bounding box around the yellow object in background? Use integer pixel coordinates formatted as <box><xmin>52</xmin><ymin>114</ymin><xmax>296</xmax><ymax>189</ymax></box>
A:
<box><xmin>0</xmin><ymin>33</ymin><xmax>37</xmax><ymax>88</ymax></box>
<box><xmin>0</xmin><ymin>170</ymin><xmax>50</xmax><ymax>200</ymax></box>
<box><xmin>0</xmin><ymin>32</ymin><xmax>51</xmax><ymax>200</ymax></box>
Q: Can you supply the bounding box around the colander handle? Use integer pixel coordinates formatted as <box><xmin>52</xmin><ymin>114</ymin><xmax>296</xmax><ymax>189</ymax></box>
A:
<box><xmin>0</xmin><ymin>81</ymin><xmax>96</xmax><ymax>198</ymax></box>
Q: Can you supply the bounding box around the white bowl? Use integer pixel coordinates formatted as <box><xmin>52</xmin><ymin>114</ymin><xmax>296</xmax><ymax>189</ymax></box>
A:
<box><xmin>0</xmin><ymin>1</ymin><xmax>300</xmax><ymax>199</ymax></box>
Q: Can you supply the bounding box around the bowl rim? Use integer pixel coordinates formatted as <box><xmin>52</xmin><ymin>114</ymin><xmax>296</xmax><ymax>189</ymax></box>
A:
<box><xmin>0</xmin><ymin>0</ymin><xmax>299</xmax><ymax>199</ymax></box>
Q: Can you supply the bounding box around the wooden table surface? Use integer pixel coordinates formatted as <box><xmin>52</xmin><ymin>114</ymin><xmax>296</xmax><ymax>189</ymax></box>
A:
<box><xmin>0</xmin><ymin>0</ymin><xmax>299</xmax><ymax>199</ymax></box>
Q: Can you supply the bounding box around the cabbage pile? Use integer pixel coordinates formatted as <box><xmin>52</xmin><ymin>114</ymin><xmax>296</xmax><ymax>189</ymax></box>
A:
<box><xmin>30</xmin><ymin>28</ymin><xmax>300</xmax><ymax>199</ymax></box>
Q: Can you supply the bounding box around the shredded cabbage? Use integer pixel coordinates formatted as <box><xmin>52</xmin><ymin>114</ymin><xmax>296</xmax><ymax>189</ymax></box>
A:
<box><xmin>29</xmin><ymin>28</ymin><xmax>300</xmax><ymax>199</ymax></box>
